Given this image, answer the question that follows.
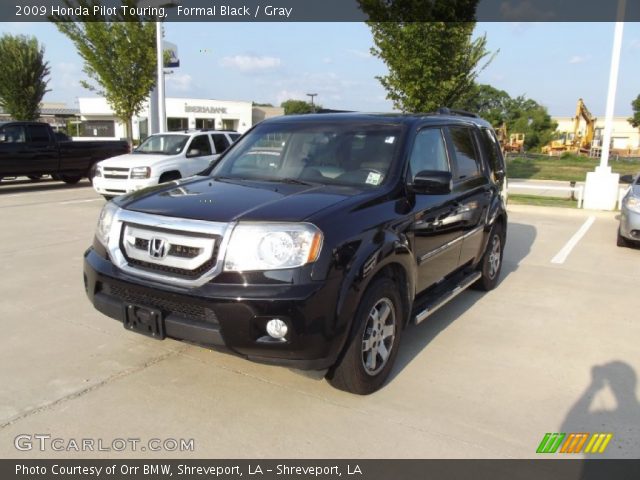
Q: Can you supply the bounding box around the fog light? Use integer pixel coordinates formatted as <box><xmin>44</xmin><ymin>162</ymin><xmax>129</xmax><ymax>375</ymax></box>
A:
<box><xmin>266</xmin><ymin>319</ymin><xmax>288</xmax><ymax>339</ymax></box>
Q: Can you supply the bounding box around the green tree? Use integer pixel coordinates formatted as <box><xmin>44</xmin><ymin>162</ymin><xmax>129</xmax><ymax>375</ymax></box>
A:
<box><xmin>454</xmin><ymin>83</ymin><xmax>511</xmax><ymax>126</ymax></box>
<box><xmin>52</xmin><ymin>1</ymin><xmax>157</xmax><ymax>144</ymax></box>
<box><xmin>360</xmin><ymin>1</ymin><xmax>494</xmax><ymax>112</ymax></box>
<box><xmin>280</xmin><ymin>99</ymin><xmax>321</xmax><ymax>115</ymax></box>
<box><xmin>504</xmin><ymin>96</ymin><xmax>557</xmax><ymax>151</ymax></box>
<box><xmin>0</xmin><ymin>35</ymin><xmax>50</xmax><ymax>120</ymax></box>
<box><xmin>629</xmin><ymin>94</ymin><xmax>640</xmax><ymax>129</ymax></box>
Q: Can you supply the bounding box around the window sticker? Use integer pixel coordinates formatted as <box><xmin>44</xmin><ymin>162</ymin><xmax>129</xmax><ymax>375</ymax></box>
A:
<box><xmin>366</xmin><ymin>172</ymin><xmax>382</xmax><ymax>185</ymax></box>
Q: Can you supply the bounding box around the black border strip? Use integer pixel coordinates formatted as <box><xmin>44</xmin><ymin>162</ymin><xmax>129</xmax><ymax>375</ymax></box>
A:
<box><xmin>5</xmin><ymin>0</ymin><xmax>640</xmax><ymax>22</ymax></box>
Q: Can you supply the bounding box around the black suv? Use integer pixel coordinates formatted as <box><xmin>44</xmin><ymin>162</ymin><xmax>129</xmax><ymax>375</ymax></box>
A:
<box><xmin>84</xmin><ymin>111</ymin><xmax>507</xmax><ymax>394</ymax></box>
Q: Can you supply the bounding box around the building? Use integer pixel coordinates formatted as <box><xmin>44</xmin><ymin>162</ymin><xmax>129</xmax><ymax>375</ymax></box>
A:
<box><xmin>252</xmin><ymin>105</ymin><xmax>285</xmax><ymax>125</ymax></box>
<box><xmin>0</xmin><ymin>102</ymin><xmax>80</xmax><ymax>130</ymax></box>
<box><xmin>552</xmin><ymin>115</ymin><xmax>640</xmax><ymax>154</ymax></box>
<box><xmin>78</xmin><ymin>97</ymin><xmax>256</xmax><ymax>140</ymax></box>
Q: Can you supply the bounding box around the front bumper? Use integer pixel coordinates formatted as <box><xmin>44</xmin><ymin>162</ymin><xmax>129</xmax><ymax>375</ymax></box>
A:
<box><xmin>619</xmin><ymin>203</ymin><xmax>640</xmax><ymax>241</ymax></box>
<box><xmin>93</xmin><ymin>176</ymin><xmax>159</xmax><ymax>196</ymax></box>
<box><xmin>83</xmin><ymin>247</ymin><xmax>343</xmax><ymax>370</ymax></box>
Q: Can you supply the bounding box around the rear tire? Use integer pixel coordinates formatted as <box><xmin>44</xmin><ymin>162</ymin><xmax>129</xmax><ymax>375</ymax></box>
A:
<box><xmin>473</xmin><ymin>223</ymin><xmax>504</xmax><ymax>291</ymax></box>
<box><xmin>60</xmin><ymin>174</ymin><xmax>82</xmax><ymax>184</ymax></box>
<box><xmin>326</xmin><ymin>277</ymin><xmax>404</xmax><ymax>395</ymax></box>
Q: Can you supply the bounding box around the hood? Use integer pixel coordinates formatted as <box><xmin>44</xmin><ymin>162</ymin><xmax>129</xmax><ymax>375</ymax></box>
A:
<box><xmin>118</xmin><ymin>176</ymin><xmax>358</xmax><ymax>223</ymax></box>
<box><xmin>98</xmin><ymin>152</ymin><xmax>176</xmax><ymax>168</ymax></box>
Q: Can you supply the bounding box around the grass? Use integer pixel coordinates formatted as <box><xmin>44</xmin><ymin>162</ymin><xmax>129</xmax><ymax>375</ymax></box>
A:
<box><xmin>507</xmin><ymin>153</ymin><xmax>640</xmax><ymax>182</ymax></box>
<box><xmin>508</xmin><ymin>194</ymin><xmax>578</xmax><ymax>209</ymax></box>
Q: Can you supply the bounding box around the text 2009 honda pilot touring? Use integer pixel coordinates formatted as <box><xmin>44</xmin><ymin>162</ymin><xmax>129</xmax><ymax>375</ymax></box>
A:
<box><xmin>84</xmin><ymin>111</ymin><xmax>507</xmax><ymax>394</ymax></box>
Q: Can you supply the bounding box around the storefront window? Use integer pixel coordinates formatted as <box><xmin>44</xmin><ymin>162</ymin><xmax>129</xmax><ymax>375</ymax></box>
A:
<box><xmin>81</xmin><ymin>120</ymin><xmax>115</xmax><ymax>137</ymax></box>
<box><xmin>222</xmin><ymin>119</ymin><xmax>238</xmax><ymax>131</ymax></box>
<box><xmin>195</xmin><ymin>118</ymin><xmax>215</xmax><ymax>129</ymax></box>
<box><xmin>167</xmin><ymin>117</ymin><xmax>189</xmax><ymax>131</ymax></box>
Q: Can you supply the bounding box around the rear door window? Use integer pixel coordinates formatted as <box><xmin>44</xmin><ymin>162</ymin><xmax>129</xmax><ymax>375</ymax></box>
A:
<box><xmin>211</xmin><ymin>133</ymin><xmax>230</xmax><ymax>153</ymax></box>
<box><xmin>447</xmin><ymin>126</ymin><xmax>481</xmax><ymax>180</ymax></box>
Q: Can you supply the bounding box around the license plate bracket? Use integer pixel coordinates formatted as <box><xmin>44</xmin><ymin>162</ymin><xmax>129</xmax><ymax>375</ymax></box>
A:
<box><xmin>124</xmin><ymin>304</ymin><xmax>165</xmax><ymax>339</ymax></box>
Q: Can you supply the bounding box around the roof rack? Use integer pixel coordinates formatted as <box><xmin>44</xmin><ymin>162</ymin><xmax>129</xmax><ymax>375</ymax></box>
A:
<box><xmin>436</xmin><ymin>107</ymin><xmax>479</xmax><ymax>118</ymax></box>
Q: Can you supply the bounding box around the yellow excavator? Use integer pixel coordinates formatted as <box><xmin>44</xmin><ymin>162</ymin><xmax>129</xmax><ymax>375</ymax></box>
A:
<box><xmin>542</xmin><ymin>98</ymin><xmax>596</xmax><ymax>155</ymax></box>
<box><xmin>496</xmin><ymin>123</ymin><xmax>525</xmax><ymax>154</ymax></box>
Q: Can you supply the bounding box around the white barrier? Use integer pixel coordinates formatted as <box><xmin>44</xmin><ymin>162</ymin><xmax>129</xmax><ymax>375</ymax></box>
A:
<box><xmin>507</xmin><ymin>183</ymin><xmax>584</xmax><ymax>209</ymax></box>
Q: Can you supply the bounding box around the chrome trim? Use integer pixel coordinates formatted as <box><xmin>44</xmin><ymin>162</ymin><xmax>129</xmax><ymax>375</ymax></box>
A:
<box><xmin>414</xmin><ymin>271</ymin><xmax>481</xmax><ymax>324</ymax></box>
<box><xmin>417</xmin><ymin>225</ymin><xmax>484</xmax><ymax>264</ymax></box>
<box><xmin>106</xmin><ymin>208</ymin><xmax>235</xmax><ymax>288</ymax></box>
<box><xmin>122</xmin><ymin>224</ymin><xmax>215</xmax><ymax>270</ymax></box>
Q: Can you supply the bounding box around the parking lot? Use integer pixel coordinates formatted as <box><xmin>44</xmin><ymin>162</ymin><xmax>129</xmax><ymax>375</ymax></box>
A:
<box><xmin>0</xmin><ymin>178</ymin><xmax>639</xmax><ymax>459</ymax></box>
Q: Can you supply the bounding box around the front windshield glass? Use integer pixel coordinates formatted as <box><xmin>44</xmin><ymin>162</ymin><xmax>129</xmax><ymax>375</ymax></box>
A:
<box><xmin>211</xmin><ymin>121</ymin><xmax>404</xmax><ymax>188</ymax></box>
<box><xmin>136</xmin><ymin>134</ymin><xmax>189</xmax><ymax>155</ymax></box>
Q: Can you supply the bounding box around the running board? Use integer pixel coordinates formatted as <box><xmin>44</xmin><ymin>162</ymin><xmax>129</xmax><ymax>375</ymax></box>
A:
<box><xmin>413</xmin><ymin>271</ymin><xmax>482</xmax><ymax>324</ymax></box>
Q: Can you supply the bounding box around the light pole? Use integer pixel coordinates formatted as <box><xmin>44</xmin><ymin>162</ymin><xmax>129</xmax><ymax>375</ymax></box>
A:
<box><xmin>156</xmin><ymin>21</ymin><xmax>166</xmax><ymax>132</ymax></box>
<box><xmin>306</xmin><ymin>93</ymin><xmax>318</xmax><ymax>113</ymax></box>
<box><xmin>583</xmin><ymin>0</ymin><xmax>626</xmax><ymax>210</ymax></box>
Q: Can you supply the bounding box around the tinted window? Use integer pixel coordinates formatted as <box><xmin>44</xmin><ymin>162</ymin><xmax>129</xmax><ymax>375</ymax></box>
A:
<box><xmin>188</xmin><ymin>135</ymin><xmax>212</xmax><ymax>155</ymax></box>
<box><xmin>480</xmin><ymin>128</ymin><xmax>504</xmax><ymax>180</ymax></box>
<box><xmin>211</xmin><ymin>134</ymin><xmax>230</xmax><ymax>153</ymax></box>
<box><xmin>448</xmin><ymin>127</ymin><xmax>481</xmax><ymax>180</ymax></box>
<box><xmin>213</xmin><ymin>122</ymin><xmax>403</xmax><ymax>188</ymax></box>
<box><xmin>27</xmin><ymin>125</ymin><xmax>51</xmax><ymax>143</ymax></box>
<box><xmin>408</xmin><ymin>128</ymin><xmax>449</xmax><ymax>180</ymax></box>
<box><xmin>0</xmin><ymin>125</ymin><xmax>26</xmax><ymax>143</ymax></box>
<box><xmin>229</xmin><ymin>133</ymin><xmax>241</xmax><ymax>142</ymax></box>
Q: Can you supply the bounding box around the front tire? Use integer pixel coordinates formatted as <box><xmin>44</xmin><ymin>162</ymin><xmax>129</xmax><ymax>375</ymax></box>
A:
<box><xmin>327</xmin><ymin>277</ymin><xmax>404</xmax><ymax>395</ymax></box>
<box><xmin>60</xmin><ymin>174</ymin><xmax>82</xmax><ymax>184</ymax></box>
<box><xmin>473</xmin><ymin>223</ymin><xmax>504</xmax><ymax>291</ymax></box>
<box><xmin>617</xmin><ymin>228</ymin><xmax>629</xmax><ymax>247</ymax></box>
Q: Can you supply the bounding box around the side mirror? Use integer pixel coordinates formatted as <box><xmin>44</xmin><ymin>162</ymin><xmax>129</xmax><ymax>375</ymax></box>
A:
<box><xmin>186</xmin><ymin>149</ymin><xmax>201</xmax><ymax>158</ymax></box>
<box><xmin>411</xmin><ymin>170</ymin><xmax>452</xmax><ymax>195</ymax></box>
<box><xmin>620</xmin><ymin>174</ymin><xmax>634</xmax><ymax>184</ymax></box>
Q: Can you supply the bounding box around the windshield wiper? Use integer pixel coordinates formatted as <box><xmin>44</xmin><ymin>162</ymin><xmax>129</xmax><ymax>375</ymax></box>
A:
<box><xmin>265</xmin><ymin>177</ymin><xmax>315</xmax><ymax>186</ymax></box>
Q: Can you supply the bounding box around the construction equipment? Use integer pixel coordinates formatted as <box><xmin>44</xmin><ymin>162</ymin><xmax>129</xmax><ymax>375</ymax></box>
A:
<box><xmin>504</xmin><ymin>132</ymin><xmax>525</xmax><ymax>153</ymax></box>
<box><xmin>496</xmin><ymin>123</ymin><xmax>525</xmax><ymax>154</ymax></box>
<box><xmin>542</xmin><ymin>98</ymin><xmax>596</xmax><ymax>155</ymax></box>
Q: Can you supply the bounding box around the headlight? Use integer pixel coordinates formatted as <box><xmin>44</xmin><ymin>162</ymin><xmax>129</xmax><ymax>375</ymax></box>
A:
<box><xmin>95</xmin><ymin>202</ymin><xmax>119</xmax><ymax>247</ymax></box>
<box><xmin>624</xmin><ymin>195</ymin><xmax>640</xmax><ymax>213</ymax></box>
<box><xmin>130</xmin><ymin>167</ymin><xmax>151</xmax><ymax>179</ymax></box>
<box><xmin>224</xmin><ymin>223</ymin><xmax>323</xmax><ymax>272</ymax></box>
<box><xmin>94</xmin><ymin>165</ymin><xmax>103</xmax><ymax>178</ymax></box>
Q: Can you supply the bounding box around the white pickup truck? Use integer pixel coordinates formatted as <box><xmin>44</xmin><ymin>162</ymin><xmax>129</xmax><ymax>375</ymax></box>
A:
<box><xmin>92</xmin><ymin>130</ymin><xmax>240</xmax><ymax>199</ymax></box>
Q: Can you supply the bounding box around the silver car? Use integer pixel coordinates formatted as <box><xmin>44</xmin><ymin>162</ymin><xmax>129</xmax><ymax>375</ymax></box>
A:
<box><xmin>618</xmin><ymin>174</ymin><xmax>640</xmax><ymax>247</ymax></box>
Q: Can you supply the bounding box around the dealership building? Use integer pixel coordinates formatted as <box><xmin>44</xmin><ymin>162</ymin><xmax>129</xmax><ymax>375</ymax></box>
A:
<box><xmin>75</xmin><ymin>97</ymin><xmax>282</xmax><ymax>140</ymax></box>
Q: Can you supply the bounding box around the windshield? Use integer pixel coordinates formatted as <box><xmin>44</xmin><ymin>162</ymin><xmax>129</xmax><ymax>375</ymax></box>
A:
<box><xmin>136</xmin><ymin>134</ymin><xmax>188</xmax><ymax>155</ymax></box>
<box><xmin>211</xmin><ymin>122</ymin><xmax>404</xmax><ymax>188</ymax></box>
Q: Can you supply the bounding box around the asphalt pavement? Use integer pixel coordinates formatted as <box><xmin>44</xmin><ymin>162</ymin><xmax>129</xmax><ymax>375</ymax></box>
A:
<box><xmin>0</xmin><ymin>178</ymin><xmax>638</xmax><ymax>459</ymax></box>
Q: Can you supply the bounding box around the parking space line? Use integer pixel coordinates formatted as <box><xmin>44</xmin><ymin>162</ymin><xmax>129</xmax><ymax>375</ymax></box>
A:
<box><xmin>58</xmin><ymin>198</ymin><xmax>102</xmax><ymax>205</ymax></box>
<box><xmin>551</xmin><ymin>215</ymin><xmax>596</xmax><ymax>264</ymax></box>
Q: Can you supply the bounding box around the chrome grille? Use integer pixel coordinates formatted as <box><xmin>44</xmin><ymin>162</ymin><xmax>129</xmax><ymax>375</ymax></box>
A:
<box><xmin>107</xmin><ymin>209</ymin><xmax>233</xmax><ymax>287</ymax></box>
<box><xmin>121</xmin><ymin>223</ymin><xmax>220</xmax><ymax>279</ymax></box>
<box><xmin>103</xmin><ymin>167</ymin><xmax>130</xmax><ymax>179</ymax></box>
